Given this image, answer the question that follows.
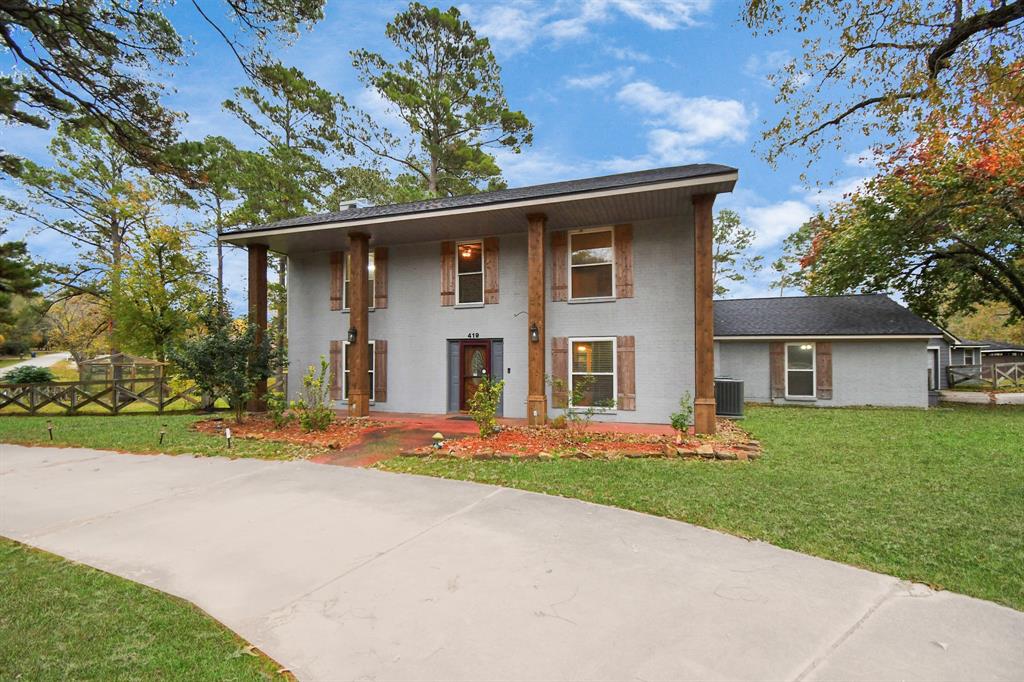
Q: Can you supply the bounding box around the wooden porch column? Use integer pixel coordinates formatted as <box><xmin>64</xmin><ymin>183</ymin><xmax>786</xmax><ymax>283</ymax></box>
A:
<box><xmin>347</xmin><ymin>232</ymin><xmax>371</xmax><ymax>417</ymax></box>
<box><xmin>692</xmin><ymin>194</ymin><xmax>716</xmax><ymax>434</ymax></box>
<box><xmin>247</xmin><ymin>243</ymin><xmax>268</xmax><ymax>411</ymax></box>
<box><xmin>526</xmin><ymin>213</ymin><xmax>547</xmax><ymax>425</ymax></box>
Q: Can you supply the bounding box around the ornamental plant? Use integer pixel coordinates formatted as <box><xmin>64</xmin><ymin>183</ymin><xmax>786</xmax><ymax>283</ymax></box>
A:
<box><xmin>467</xmin><ymin>372</ymin><xmax>504</xmax><ymax>438</ymax></box>
<box><xmin>1</xmin><ymin>365</ymin><xmax>55</xmax><ymax>384</ymax></box>
<box><xmin>670</xmin><ymin>391</ymin><xmax>694</xmax><ymax>438</ymax></box>
<box><xmin>266</xmin><ymin>390</ymin><xmax>294</xmax><ymax>429</ymax></box>
<box><xmin>291</xmin><ymin>357</ymin><xmax>334</xmax><ymax>432</ymax></box>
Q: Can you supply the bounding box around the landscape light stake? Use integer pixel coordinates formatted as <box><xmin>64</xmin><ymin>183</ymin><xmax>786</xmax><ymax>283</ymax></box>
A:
<box><xmin>46</xmin><ymin>420</ymin><xmax>54</xmax><ymax>440</ymax></box>
<box><xmin>159</xmin><ymin>424</ymin><xmax>167</xmax><ymax>445</ymax></box>
<box><xmin>225</xmin><ymin>427</ymin><xmax>232</xmax><ymax>449</ymax></box>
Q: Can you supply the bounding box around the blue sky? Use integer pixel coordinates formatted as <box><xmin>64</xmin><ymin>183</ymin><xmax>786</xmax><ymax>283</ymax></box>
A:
<box><xmin>2</xmin><ymin>0</ymin><xmax>879</xmax><ymax>313</ymax></box>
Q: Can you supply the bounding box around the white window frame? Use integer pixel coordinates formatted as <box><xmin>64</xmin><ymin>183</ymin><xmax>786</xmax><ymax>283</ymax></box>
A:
<box><xmin>928</xmin><ymin>347</ymin><xmax>940</xmax><ymax>391</ymax></box>
<box><xmin>568</xmin><ymin>227</ymin><xmax>615</xmax><ymax>302</ymax></box>
<box><xmin>568</xmin><ymin>336</ymin><xmax>617</xmax><ymax>411</ymax></box>
<box><xmin>455</xmin><ymin>239</ymin><xmax>485</xmax><ymax>307</ymax></box>
<box><xmin>342</xmin><ymin>340</ymin><xmax>375</xmax><ymax>403</ymax></box>
<box><xmin>784</xmin><ymin>342</ymin><xmax>816</xmax><ymax>400</ymax></box>
<box><xmin>962</xmin><ymin>348</ymin><xmax>977</xmax><ymax>365</ymax></box>
<box><xmin>342</xmin><ymin>251</ymin><xmax>376</xmax><ymax>311</ymax></box>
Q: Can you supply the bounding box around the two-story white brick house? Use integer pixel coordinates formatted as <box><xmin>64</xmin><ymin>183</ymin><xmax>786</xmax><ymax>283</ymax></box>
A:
<box><xmin>220</xmin><ymin>164</ymin><xmax>738</xmax><ymax>433</ymax></box>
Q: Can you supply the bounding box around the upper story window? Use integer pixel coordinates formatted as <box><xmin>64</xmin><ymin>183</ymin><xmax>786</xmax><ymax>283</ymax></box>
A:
<box><xmin>785</xmin><ymin>342</ymin><xmax>816</xmax><ymax>399</ymax></box>
<box><xmin>570</xmin><ymin>337</ymin><xmax>616</xmax><ymax>409</ymax></box>
<box><xmin>343</xmin><ymin>251</ymin><xmax>375</xmax><ymax>310</ymax></box>
<box><xmin>570</xmin><ymin>228</ymin><xmax>614</xmax><ymax>300</ymax></box>
<box><xmin>457</xmin><ymin>240</ymin><xmax>484</xmax><ymax>305</ymax></box>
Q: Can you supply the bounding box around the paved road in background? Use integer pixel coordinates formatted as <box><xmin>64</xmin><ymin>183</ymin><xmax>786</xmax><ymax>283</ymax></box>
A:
<box><xmin>1</xmin><ymin>352</ymin><xmax>71</xmax><ymax>373</ymax></box>
<box><xmin>2</xmin><ymin>444</ymin><xmax>1021</xmax><ymax>681</ymax></box>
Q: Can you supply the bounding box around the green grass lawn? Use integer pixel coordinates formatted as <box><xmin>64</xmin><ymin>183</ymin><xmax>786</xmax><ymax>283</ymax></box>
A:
<box><xmin>0</xmin><ymin>538</ymin><xmax>286</xmax><ymax>680</ymax></box>
<box><xmin>0</xmin><ymin>413</ymin><xmax>323</xmax><ymax>460</ymax></box>
<box><xmin>381</xmin><ymin>404</ymin><xmax>1024</xmax><ymax>610</ymax></box>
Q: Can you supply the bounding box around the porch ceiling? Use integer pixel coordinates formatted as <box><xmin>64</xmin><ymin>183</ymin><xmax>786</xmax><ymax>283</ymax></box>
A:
<box><xmin>220</xmin><ymin>172</ymin><xmax>736</xmax><ymax>255</ymax></box>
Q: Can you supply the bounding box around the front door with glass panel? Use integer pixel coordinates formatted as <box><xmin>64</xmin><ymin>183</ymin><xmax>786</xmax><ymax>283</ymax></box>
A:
<box><xmin>460</xmin><ymin>341</ymin><xmax>491</xmax><ymax>410</ymax></box>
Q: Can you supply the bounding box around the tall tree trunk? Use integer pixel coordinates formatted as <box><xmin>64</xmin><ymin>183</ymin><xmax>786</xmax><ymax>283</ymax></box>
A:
<box><xmin>215</xmin><ymin>197</ymin><xmax>225</xmax><ymax>312</ymax></box>
<box><xmin>275</xmin><ymin>255</ymin><xmax>286</xmax><ymax>391</ymax></box>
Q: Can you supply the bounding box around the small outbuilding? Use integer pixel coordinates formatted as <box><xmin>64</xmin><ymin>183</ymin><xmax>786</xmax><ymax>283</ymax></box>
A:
<box><xmin>78</xmin><ymin>353</ymin><xmax>166</xmax><ymax>383</ymax></box>
<box><xmin>714</xmin><ymin>295</ymin><xmax>943</xmax><ymax>408</ymax></box>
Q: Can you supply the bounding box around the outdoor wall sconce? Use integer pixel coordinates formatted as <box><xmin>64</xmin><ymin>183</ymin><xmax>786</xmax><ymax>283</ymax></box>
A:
<box><xmin>348</xmin><ymin>326</ymin><xmax>357</xmax><ymax>344</ymax></box>
<box><xmin>530</xmin><ymin>322</ymin><xmax>540</xmax><ymax>343</ymax></box>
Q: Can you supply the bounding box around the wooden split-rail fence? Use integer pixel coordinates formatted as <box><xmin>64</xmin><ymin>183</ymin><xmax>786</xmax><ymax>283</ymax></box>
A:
<box><xmin>947</xmin><ymin>363</ymin><xmax>1024</xmax><ymax>390</ymax></box>
<box><xmin>0</xmin><ymin>378</ymin><xmax>203</xmax><ymax>415</ymax></box>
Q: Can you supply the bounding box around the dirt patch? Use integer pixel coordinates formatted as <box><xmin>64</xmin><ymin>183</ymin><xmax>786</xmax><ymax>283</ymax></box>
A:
<box><xmin>193</xmin><ymin>416</ymin><xmax>383</xmax><ymax>451</ymax></box>
<box><xmin>402</xmin><ymin>418</ymin><xmax>761</xmax><ymax>461</ymax></box>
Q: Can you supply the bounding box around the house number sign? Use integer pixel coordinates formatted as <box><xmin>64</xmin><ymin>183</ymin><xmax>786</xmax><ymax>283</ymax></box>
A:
<box><xmin>467</xmin><ymin>332</ymin><xmax>480</xmax><ymax>338</ymax></box>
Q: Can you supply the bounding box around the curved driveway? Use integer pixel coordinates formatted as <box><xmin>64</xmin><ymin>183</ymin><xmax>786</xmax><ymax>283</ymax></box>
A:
<box><xmin>1</xmin><ymin>444</ymin><xmax>1021</xmax><ymax>681</ymax></box>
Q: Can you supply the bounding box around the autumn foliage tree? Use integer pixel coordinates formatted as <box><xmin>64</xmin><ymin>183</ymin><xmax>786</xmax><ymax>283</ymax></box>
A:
<box><xmin>793</xmin><ymin>97</ymin><xmax>1024</xmax><ymax>325</ymax></box>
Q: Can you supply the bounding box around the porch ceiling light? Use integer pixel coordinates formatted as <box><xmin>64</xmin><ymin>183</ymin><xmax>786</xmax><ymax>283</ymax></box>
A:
<box><xmin>348</xmin><ymin>327</ymin><xmax>358</xmax><ymax>344</ymax></box>
<box><xmin>530</xmin><ymin>322</ymin><xmax>539</xmax><ymax>343</ymax></box>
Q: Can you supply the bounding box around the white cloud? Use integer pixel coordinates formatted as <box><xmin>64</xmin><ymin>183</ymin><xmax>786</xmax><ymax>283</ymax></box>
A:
<box><xmin>564</xmin><ymin>66</ymin><xmax>634</xmax><ymax>90</ymax></box>
<box><xmin>744</xmin><ymin>200</ymin><xmax>815</xmax><ymax>248</ymax></box>
<box><xmin>463</xmin><ymin>0</ymin><xmax>711</xmax><ymax>54</ymax></box>
<box><xmin>604</xmin><ymin>44</ymin><xmax>653</xmax><ymax>62</ymax></box>
<box><xmin>616</xmin><ymin>80</ymin><xmax>751</xmax><ymax>147</ymax></box>
<box><xmin>801</xmin><ymin>175</ymin><xmax>869</xmax><ymax>208</ymax></box>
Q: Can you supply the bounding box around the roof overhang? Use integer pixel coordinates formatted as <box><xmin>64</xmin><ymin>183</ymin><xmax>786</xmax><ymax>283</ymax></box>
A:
<box><xmin>715</xmin><ymin>334</ymin><xmax>941</xmax><ymax>341</ymax></box>
<box><xmin>220</xmin><ymin>171</ymin><xmax>737</xmax><ymax>255</ymax></box>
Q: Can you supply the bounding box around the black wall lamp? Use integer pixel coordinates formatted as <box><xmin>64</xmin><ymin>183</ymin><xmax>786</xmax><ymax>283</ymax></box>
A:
<box><xmin>529</xmin><ymin>322</ymin><xmax>539</xmax><ymax>343</ymax></box>
<box><xmin>347</xmin><ymin>326</ymin><xmax>358</xmax><ymax>343</ymax></box>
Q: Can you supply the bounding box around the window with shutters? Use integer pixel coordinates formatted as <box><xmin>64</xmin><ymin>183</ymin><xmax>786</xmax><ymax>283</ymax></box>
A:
<box><xmin>569</xmin><ymin>337</ymin><xmax>616</xmax><ymax>409</ymax></box>
<box><xmin>456</xmin><ymin>240</ymin><xmax>484</xmax><ymax>305</ymax></box>
<box><xmin>569</xmin><ymin>228</ymin><xmax>614</xmax><ymax>300</ymax></box>
<box><xmin>342</xmin><ymin>340</ymin><xmax>375</xmax><ymax>402</ymax></box>
<box><xmin>785</xmin><ymin>342</ymin><xmax>816</xmax><ymax>399</ymax></box>
<box><xmin>343</xmin><ymin>252</ymin><xmax>375</xmax><ymax>310</ymax></box>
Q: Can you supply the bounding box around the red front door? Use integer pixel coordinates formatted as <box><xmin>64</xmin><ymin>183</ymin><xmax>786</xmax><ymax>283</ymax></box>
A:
<box><xmin>460</xmin><ymin>341</ymin><xmax>491</xmax><ymax>410</ymax></box>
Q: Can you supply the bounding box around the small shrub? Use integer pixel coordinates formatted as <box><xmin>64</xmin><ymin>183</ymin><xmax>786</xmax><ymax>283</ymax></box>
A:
<box><xmin>467</xmin><ymin>372</ymin><xmax>505</xmax><ymax>438</ymax></box>
<box><xmin>267</xmin><ymin>390</ymin><xmax>294</xmax><ymax>429</ymax></box>
<box><xmin>2</xmin><ymin>366</ymin><xmax>55</xmax><ymax>384</ymax></box>
<box><xmin>546</xmin><ymin>373</ymin><xmax>615</xmax><ymax>439</ymax></box>
<box><xmin>291</xmin><ymin>357</ymin><xmax>334</xmax><ymax>432</ymax></box>
<box><xmin>670</xmin><ymin>391</ymin><xmax>694</xmax><ymax>434</ymax></box>
<box><xmin>0</xmin><ymin>340</ymin><xmax>29</xmax><ymax>357</ymax></box>
<box><xmin>550</xmin><ymin>414</ymin><xmax>567</xmax><ymax>429</ymax></box>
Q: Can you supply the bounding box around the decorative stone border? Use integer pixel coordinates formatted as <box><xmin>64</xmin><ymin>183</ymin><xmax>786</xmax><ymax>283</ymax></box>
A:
<box><xmin>400</xmin><ymin>439</ymin><xmax>762</xmax><ymax>462</ymax></box>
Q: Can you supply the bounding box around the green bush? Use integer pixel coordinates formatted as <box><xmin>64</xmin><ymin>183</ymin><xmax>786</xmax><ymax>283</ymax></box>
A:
<box><xmin>670</xmin><ymin>391</ymin><xmax>694</xmax><ymax>434</ymax></box>
<box><xmin>291</xmin><ymin>358</ymin><xmax>334</xmax><ymax>432</ymax></box>
<box><xmin>266</xmin><ymin>390</ymin><xmax>294</xmax><ymax>429</ymax></box>
<box><xmin>467</xmin><ymin>372</ymin><xmax>505</xmax><ymax>438</ymax></box>
<box><xmin>0</xmin><ymin>340</ymin><xmax>29</xmax><ymax>357</ymax></box>
<box><xmin>2</xmin><ymin>366</ymin><xmax>55</xmax><ymax>384</ymax></box>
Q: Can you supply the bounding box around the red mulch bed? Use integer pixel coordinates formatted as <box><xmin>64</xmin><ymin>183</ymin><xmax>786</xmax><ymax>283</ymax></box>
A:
<box><xmin>193</xmin><ymin>416</ymin><xmax>383</xmax><ymax>450</ymax></box>
<box><xmin>404</xmin><ymin>418</ymin><xmax>761</xmax><ymax>461</ymax></box>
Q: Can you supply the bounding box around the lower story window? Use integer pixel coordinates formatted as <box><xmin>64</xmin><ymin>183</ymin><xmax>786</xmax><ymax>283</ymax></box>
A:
<box><xmin>569</xmin><ymin>337</ymin><xmax>616</xmax><ymax>408</ymax></box>
<box><xmin>343</xmin><ymin>341</ymin><xmax>375</xmax><ymax>402</ymax></box>
<box><xmin>785</xmin><ymin>342</ymin><xmax>815</xmax><ymax>398</ymax></box>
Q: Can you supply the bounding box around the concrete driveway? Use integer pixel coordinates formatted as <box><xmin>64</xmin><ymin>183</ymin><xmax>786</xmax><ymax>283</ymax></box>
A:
<box><xmin>1</xmin><ymin>444</ymin><xmax>1021</xmax><ymax>681</ymax></box>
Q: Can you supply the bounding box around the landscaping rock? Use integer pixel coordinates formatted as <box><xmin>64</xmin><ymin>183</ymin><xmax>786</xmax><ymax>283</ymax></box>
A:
<box><xmin>675</xmin><ymin>447</ymin><xmax>695</xmax><ymax>458</ymax></box>
<box><xmin>715</xmin><ymin>450</ymin><xmax>738</xmax><ymax>461</ymax></box>
<box><xmin>538</xmin><ymin>451</ymin><xmax>554</xmax><ymax>459</ymax></box>
<box><xmin>663</xmin><ymin>443</ymin><xmax>677</xmax><ymax>457</ymax></box>
<box><xmin>696</xmin><ymin>444</ymin><xmax>715</xmax><ymax>459</ymax></box>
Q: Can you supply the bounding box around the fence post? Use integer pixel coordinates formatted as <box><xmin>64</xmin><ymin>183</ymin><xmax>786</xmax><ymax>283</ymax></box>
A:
<box><xmin>158</xmin><ymin>378</ymin><xmax>165</xmax><ymax>413</ymax></box>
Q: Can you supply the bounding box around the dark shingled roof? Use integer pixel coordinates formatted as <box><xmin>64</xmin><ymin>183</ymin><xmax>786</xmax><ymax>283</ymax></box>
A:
<box><xmin>222</xmin><ymin>163</ymin><xmax>737</xmax><ymax>235</ymax></box>
<box><xmin>962</xmin><ymin>339</ymin><xmax>1024</xmax><ymax>352</ymax></box>
<box><xmin>714</xmin><ymin>295</ymin><xmax>943</xmax><ymax>337</ymax></box>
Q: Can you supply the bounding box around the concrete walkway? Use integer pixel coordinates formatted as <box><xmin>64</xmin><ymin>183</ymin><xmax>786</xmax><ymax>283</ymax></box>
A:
<box><xmin>1</xmin><ymin>444</ymin><xmax>1021</xmax><ymax>681</ymax></box>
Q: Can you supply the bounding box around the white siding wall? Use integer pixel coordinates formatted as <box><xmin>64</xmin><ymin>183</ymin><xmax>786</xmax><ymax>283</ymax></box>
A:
<box><xmin>286</xmin><ymin>212</ymin><xmax>695</xmax><ymax>423</ymax></box>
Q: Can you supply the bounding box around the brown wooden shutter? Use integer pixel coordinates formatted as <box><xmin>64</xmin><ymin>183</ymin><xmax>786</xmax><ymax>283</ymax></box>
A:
<box><xmin>440</xmin><ymin>241</ymin><xmax>455</xmax><ymax>306</ymax></box>
<box><xmin>551</xmin><ymin>337</ymin><xmax>568</xmax><ymax>407</ymax></box>
<box><xmin>373</xmin><ymin>247</ymin><xmax>388</xmax><ymax>309</ymax></box>
<box><xmin>550</xmin><ymin>231</ymin><xmax>568</xmax><ymax>302</ymax></box>
<box><xmin>816</xmin><ymin>342</ymin><xmax>833</xmax><ymax>400</ymax></box>
<box><xmin>374</xmin><ymin>340</ymin><xmax>387</xmax><ymax>403</ymax></box>
<box><xmin>330</xmin><ymin>252</ymin><xmax>343</xmax><ymax>311</ymax></box>
<box><xmin>617</xmin><ymin>335</ymin><xmax>636</xmax><ymax>410</ymax></box>
<box><xmin>483</xmin><ymin>237</ymin><xmax>499</xmax><ymax>304</ymax></box>
<box><xmin>614</xmin><ymin>224</ymin><xmax>634</xmax><ymax>299</ymax></box>
<box><xmin>329</xmin><ymin>340</ymin><xmax>343</xmax><ymax>400</ymax></box>
<box><xmin>770</xmin><ymin>341</ymin><xmax>785</xmax><ymax>399</ymax></box>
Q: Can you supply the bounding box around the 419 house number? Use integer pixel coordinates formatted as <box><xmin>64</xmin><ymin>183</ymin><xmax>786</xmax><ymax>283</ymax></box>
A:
<box><xmin>467</xmin><ymin>332</ymin><xmax>480</xmax><ymax>338</ymax></box>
